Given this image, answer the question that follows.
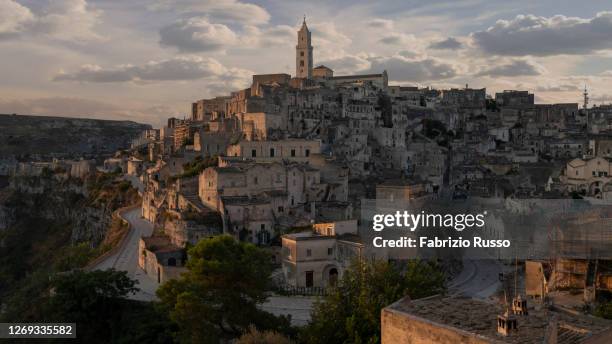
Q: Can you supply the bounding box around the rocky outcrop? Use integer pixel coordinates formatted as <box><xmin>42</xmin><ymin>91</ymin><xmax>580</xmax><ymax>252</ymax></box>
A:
<box><xmin>3</xmin><ymin>173</ymin><xmax>139</xmax><ymax>247</ymax></box>
<box><xmin>0</xmin><ymin>114</ymin><xmax>150</xmax><ymax>158</ymax></box>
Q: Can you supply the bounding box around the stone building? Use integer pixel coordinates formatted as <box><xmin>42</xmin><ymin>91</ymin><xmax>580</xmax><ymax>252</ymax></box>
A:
<box><xmin>381</xmin><ymin>295</ymin><xmax>612</xmax><ymax>343</ymax></box>
<box><xmin>561</xmin><ymin>157</ymin><xmax>612</xmax><ymax>197</ymax></box>
<box><xmin>225</xmin><ymin>139</ymin><xmax>320</xmax><ymax>162</ymax></box>
<box><xmin>281</xmin><ymin>219</ymin><xmax>367</xmax><ymax>288</ymax></box>
<box><xmin>138</xmin><ymin>235</ymin><xmax>186</xmax><ymax>284</ymax></box>
<box><xmin>192</xmin><ymin>96</ymin><xmax>229</xmax><ymax>121</ymax></box>
<box><xmin>296</xmin><ymin>17</ymin><xmax>313</xmax><ymax>79</ymax></box>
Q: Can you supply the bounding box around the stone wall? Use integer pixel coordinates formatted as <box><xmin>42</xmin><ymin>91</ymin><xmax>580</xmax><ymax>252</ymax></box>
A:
<box><xmin>381</xmin><ymin>306</ymin><xmax>491</xmax><ymax>344</ymax></box>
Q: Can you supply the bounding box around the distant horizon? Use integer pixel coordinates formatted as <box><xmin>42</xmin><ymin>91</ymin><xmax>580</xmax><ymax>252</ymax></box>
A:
<box><xmin>2</xmin><ymin>1</ymin><xmax>612</xmax><ymax>127</ymax></box>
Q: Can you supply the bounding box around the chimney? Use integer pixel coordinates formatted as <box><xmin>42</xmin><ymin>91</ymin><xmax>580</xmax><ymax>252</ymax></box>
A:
<box><xmin>512</xmin><ymin>294</ymin><xmax>528</xmax><ymax>315</ymax></box>
<box><xmin>497</xmin><ymin>309</ymin><xmax>518</xmax><ymax>336</ymax></box>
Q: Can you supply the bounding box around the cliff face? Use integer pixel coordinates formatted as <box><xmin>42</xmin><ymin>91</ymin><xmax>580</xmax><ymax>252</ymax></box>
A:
<box><xmin>4</xmin><ymin>173</ymin><xmax>139</xmax><ymax>244</ymax></box>
<box><xmin>0</xmin><ymin>114</ymin><xmax>151</xmax><ymax>158</ymax></box>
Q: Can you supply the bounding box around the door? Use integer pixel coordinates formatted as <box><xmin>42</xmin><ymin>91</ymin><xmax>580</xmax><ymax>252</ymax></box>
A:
<box><xmin>305</xmin><ymin>271</ymin><xmax>314</xmax><ymax>287</ymax></box>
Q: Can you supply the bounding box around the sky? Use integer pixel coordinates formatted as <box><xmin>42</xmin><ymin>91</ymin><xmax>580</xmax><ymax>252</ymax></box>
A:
<box><xmin>1</xmin><ymin>0</ymin><xmax>612</xmax><ymax>127</ymax></box>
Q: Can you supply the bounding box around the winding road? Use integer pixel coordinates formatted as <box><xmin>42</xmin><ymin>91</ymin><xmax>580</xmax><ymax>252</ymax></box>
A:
<box><xmin>448</xmin><ymin>259</ymin><xmax>504</xmax><ymax>300</ymax></box>
<box><xmin>91</xmin><ymin>207</ymin><xmax>158</xmax><ymax>301</ymax></box>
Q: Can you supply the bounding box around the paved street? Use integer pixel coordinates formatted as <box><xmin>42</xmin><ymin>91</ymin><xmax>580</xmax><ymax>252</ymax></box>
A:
<box><xmin>261</xmin><ymin>296</ymin><xmax>316</xmax><ymax>326</ymax></box>
<box><xmin>92</xmin><ymin>207</ymin><xmax>158</xmax><ymax>301</ymax></box>
<box><xmin>448</xmin><ymin>259</ymin><xmax>504</xmax><ymax>300</ymax></box>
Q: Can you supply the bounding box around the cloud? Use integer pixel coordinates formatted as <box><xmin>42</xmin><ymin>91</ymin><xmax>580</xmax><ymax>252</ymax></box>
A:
<box><xmin>318</xmin><ymin>55</ymin><xmax>372</xmax><ymax>75</ymax></box>
<box><xmin>366</xmin><ymin>55</ymin><xmax>459</xmax><ymax>82</ymax></box>
<box><xmin>429</xmin><ymin>37</ymin><xmax>463</xmax><ymax>50</ymax></box>
<box><xmin>149</xmin><ymin>0</ymin><xmax>270</xmax><ymax>25</ymax></box>
<box><xmin>309</xmin><ymin>22</ymin><xmax>351</xmax><ymax>47</ymax></box>
<box><xmin>535</xmin><ymin>83</ymin><xmax>580</xmax><ymax>92</ymax></box>
<box><xmin>379</xmin><ymin>33</ymin><xmax>416</xmax><ymax>46</ymax></box>
<box><xmin>53</xmin><ymin>56</ymin><xmax>232</xmax><ymax>83</ymax></box>
<box><xmin>0</xmin><ymin>0</ymin><xmax>34</xmax><ymax>37</ymax></box>
<box><xmin>367</xmin><ymin>18</ymin><xmax>394</xmax><ymax>30</ymax></box>
<box><xmin>476</xmin><ymin>59</ymin><xmax>545</xmax><ymax>77</ymax></box>
<box><xmin>472</xmin><ymin>12</ymin><xmax>612</xmax><ymax>56</ymax></box>
<box><xmin>159</xmin><ymin>17</ymin><xmax>237</xmax><ymax>53</ymax></box>
<box><xmin>0</xmin><ymin>0</ymin><xmax>101</xmax><ymax>42</ymax></box>
<box><xmin>320</xmin><ymin>51</ymin><xmax>460</xmax><ymax>82</ymax></box>
<box><xmin>239</xmin><ymin>25</ymin><xmax>294</xmax><ymax>48</ymax></box>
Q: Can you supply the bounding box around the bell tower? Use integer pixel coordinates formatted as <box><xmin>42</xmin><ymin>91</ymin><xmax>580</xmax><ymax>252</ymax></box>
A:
<box><xmin>296</xmin><ymin>16</ymin><xmax>313</xmax><ymax>79</ymax></box>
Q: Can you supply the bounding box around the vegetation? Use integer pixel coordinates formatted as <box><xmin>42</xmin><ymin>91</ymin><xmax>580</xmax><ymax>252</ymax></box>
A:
<box><xmin>237</xmin><ymin>326</ymin><xmax>294</xmax><ymax>344</ymax></box>
<box><xmin>157</xmin><ymin>235</ymin><xmax>293</xmax><ymax>343</ymax></box>
<box><xmin>422</xmin><ymin>119</ymin><xmax>453</xmax><ymax>147</ymax></box>
<box><xmin>0</xmin><ymin>171</ymin><xmax>139</xmax><ymax>325</ymax></box>
<box><xmin>594</xmin><ymin>302</ymin><xmax>612</xmax><ymax>319</ymax></box>
<box><xmin>173</xmin><ymin>155</ymin><xmax>218</xmax><ymax>180</ymax></box>
<box><xmin>300</xmin><ymin>259</ymin><xmax>446</xmax><ymax>344</ymax></box>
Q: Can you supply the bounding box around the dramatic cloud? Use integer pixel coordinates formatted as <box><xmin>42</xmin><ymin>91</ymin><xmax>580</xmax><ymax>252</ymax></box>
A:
<box><xmin>472</xmin><ymin>12</ymin><xmax>612</xmax><ymax>56</ymax></box>
<box><xmin>429</xmin><ymin>37</ymin><xmax>463</xmax><ymax>50</ymax></box>
<box><xmin>159</xmin><ymin>17</ymin><xmax>237</xmax><ymax>53</ymax></box>
<box><xmin>0</xmin><ymin>0</ymin><xmax>101</xmax><ymax>42</ymax></box>
<box><xmin>476</xmin><ymin>59</ymin><xmax>545</xmax><ymax>77</ymax></box>
<box><xmin>150</xmin><ymin>0</ymin><xmax>270</xmax><ymax>25</ymax></box>
<box><xmin>53</xmin><ymin>56</ymin><xmax>230</xmax><ymax>83</ymax></box>
<box><xmin>366</xmin><ymin>55</ymin><xmax>459</xmax><ymax>82</ymax></box>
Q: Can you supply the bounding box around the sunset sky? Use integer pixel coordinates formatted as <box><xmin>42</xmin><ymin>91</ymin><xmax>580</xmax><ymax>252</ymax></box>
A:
<box><xmin>2</xmin><ymin>0</ymin><xmax>612</xmax><ymax>126</ymax></box>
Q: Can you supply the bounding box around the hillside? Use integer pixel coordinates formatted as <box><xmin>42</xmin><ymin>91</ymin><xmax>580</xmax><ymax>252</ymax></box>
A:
<box><xmin>0</xmin><ymin>114</ymin><xmax>151</xmax><ymax>158</ymax></box>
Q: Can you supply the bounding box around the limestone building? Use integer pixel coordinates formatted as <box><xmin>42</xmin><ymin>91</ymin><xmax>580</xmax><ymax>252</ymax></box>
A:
<box><xmin>296</xmin><ymin>17</ymin><xmax>313</xmax><ymax>79</ymax></box>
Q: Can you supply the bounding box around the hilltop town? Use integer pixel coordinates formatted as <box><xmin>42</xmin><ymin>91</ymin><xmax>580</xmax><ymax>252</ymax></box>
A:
<box><xmin>3</xmin><ymin>17</ymin><xmax>612</xmax><ymax>343</ymax></box>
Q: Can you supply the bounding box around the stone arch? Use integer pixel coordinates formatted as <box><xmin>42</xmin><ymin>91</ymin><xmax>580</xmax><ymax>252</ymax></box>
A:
<box><xmin>167</xmin><ymin>257</ymin><xmax>177</xmax><ymax>266</ymax></box>
<box><xmin>589</xmin><ymin>181</ymin><xmax>603</xmax><ymax>196</ymax></box>
<box><xmin>323</xmin><ymin>264</ymin><xmax>339</xmax><ymax>287</ymax></box>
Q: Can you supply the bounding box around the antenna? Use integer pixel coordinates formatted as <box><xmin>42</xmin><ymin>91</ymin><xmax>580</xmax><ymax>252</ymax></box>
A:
<box><xmin>583</xmin><ymin>84</ymin><xmax>589</xmax><ymax>111</ymax></box>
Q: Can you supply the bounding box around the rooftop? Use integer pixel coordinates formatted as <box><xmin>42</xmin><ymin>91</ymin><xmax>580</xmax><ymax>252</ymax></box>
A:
<box><xmin>385</xmin><ymin>295</ymin><xmax>612</xmax><ymax>344</ymax></box>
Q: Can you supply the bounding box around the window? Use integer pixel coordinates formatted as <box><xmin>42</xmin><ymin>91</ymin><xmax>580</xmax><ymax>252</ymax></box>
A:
<box><xmin>261</xmin><ymin>223</ymin><xmax>265</xmax><ymax>230</ymax></box>
<box><xmin>306</xmin><ymin>249</ymin><xmax>312</xmax><ymax>257</ymax></box>
<box><xmin>270</xmin><ymin>148</ymin><xmax>275</xmax><ymax>157</ymax></box>
<box><xmin>254</xmin><ymin>176</ymin><xmax>258</xmax><ymax>185</ymax></box>
<box><xmin>305</xmin><ymin>149</ymin><xmax>310</xmax><ymax>157</ymax></box>
<box><xmin>291</xmin><ymin>149</ymin><xmax>296</xmax><ymax>157</ymax></box>
<box><xmin>251</xmin><ymin>149</ymin><xmax>257</xmax><ymax>157</ymax></box>
<box><xmin>328</xmin><ymin>247</ymin><xmax>333</xmax><ymax>255</ymax></box>
<box><xmin>300</xmin><ymin>51</ymin><xmax>304</xmax><ymax>56</ymax></box>
<box><xmin>278</xmin><ymin>206</ymin><xmax>284</xmax><ymax>213</ymax></box>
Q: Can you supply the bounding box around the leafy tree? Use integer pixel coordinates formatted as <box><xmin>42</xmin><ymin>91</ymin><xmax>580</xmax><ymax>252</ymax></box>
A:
<box><xmin>46</xmin><ymin>269</ymin><xmax>139</xmax><ymax>342</ymax></box>
<box><xmin>301</xmin><ymin>260</ymin><xmax>445</xmax><ymax>344</ymax></box>
<box><xmin>37</xmin><ymin>269</ymin><xmax>174</xmax><ymax>343</ymax></box>
<box><xmin>157</xmin><ymin>235</ymin><xmax>292</xmax><ymax>343</ymax></box>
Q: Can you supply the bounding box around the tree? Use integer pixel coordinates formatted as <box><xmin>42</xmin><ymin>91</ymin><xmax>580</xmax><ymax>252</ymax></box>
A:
<box><xmin>301</xmin><ymin>260</ymin><xmax>445</xmax><ymax>344</ymax></box>
<box><xmin>47</xmin><ymin>269</ymin><xmax>140</xmax><ymax>342</ymax></box>
<box><xmin>157</xmin><ymin>235</ymin><xmax>292</xmax><ymax>343</ymax></box>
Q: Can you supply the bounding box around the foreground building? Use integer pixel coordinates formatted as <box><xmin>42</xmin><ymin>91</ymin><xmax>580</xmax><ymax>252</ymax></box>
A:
<box><xmin>382</xmin><ymin>295</ymin><xmax>612</xmax><ymax>343</ymax></box>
